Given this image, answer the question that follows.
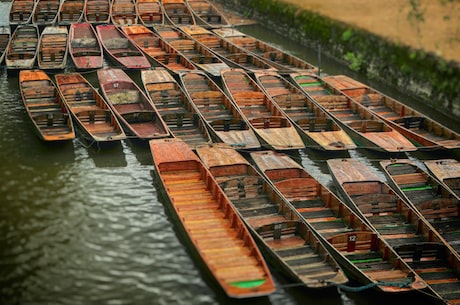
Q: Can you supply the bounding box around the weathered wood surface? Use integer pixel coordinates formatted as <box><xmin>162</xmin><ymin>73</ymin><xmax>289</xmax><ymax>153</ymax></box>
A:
<box><xmin>136</xmin><ymin>0</ymin><xmax>164</xmax><ymax>27</ymax></box>
<box><xmin>162</xmin><ymin>0</ymin><xmax>195</xmax><ymax>26</ymax></box>
<box><xmin>19</xmin><ymin>70</ymin><xmax>75</xmax><ymax>142</ymax></box>
<box><xmin>57</xmin><ymin>0</ymin><xmax>85</xmax><ymax>24</ymax></box>
<box><xmin>6</xmin><ymin>25</ymin><xmax>39</xmax><ymax>70</ymax></box>
<box><xmin>32</xmin><ymin>0</ymin><xmax>60</xmax><ymax>26</ymax></box>
<box><xmin>186</xmin><ymin>0</ymin><xmax>230</xmax><ymax>28</ymax></box>
<box><xmin>55</xmin><ymin>72</ymin><xmax>127</xmax><ymax>142</ymax></box>
<box><xmin>38</xmin><ymin>26</ymin><xmax>69</xmax><ymax>70</ymax></box>
<box><xmin>0</xmin><ymin>26</ymin><xmax>11</xmax><ymax>64</ymax></box>
<box><xmin>111</xmin><ymin>0</ymin><xmax>137</xmax><ymax>25</ymax></box>
<box><xmin>85</xmin><ymin>0</ymin><xmax>110</xmax><ymax>24</ymax></box>
<box><xmin>68</xmin><ymin>22</ymin><xmax>103</xmax><ymax>70</ymax></box>
<box><xmin>9</xmin><ymin>0</ymin><xmax>35</xmax><ymax>25</ymax></box>
<box><xmin>424</xmin><ymin>159</ymin><xmax>460</xmax><ymax>200</ymax></box>
<box><xmin>149</xmin><ymin>139</ymin><xmax>276</xmax><ymax>298</ymax></box>
<box><xmin>324</xmin><ymin>75</ymin><xmax>460</xmax><ymax>151</ymax></box>
<box><xmin>195</xmin><ymin>144</ymin><xmax>348</xmax><ymax>289</ymax></box>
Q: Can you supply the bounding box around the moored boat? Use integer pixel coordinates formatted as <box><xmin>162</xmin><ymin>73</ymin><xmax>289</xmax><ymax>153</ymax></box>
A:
<box><xmin>121</xmin><ymin>25</ymin><xmax>197</xmax><ymax>74</ymax></box>
<box><xmin>155</xmin><ymin>25</ymin><xmax>229</xmax><ymax>77</ymax></box>
<box><xmin>96</xmin><ymin>24</ymin><xmax>151</xmax><ymax>69</ymax></box>
<box><xmin>424</xmin><ymin>159</ymin><xmax>460</xmax><ymax>200</ymax></box>
<box><xmin>141</xmin><ymin>68</ymin><xmax>212</xmax><ymax>147</ymax></box>
<box><xmin>37</xmin><ymin>26</ymin><xmax>69</xmax><ymax>70</ymax></box>
<box><xmin>221</xmin><ymin>68</ymin><xmax>304</xmax><ymax>151</ymax></box>
<box><xmin>213</xmin><ymin>27</ymin><xmax>317</xmax><ymax>74</ymax></box>
<box><xmin>323</xmin><ymin>75</ymin><xmax>460</xmax><ymax>151</ymax></box>
<box><xmin>19</xmin><ymin>69</ymin><xmax>75</xmax><ymax>142</ymax></box>
<box><xmin>135</xmin><ymin>0</ymin><xmax>164</xmax><ymax>27</ymax></box>
<box><xmin>85</xmin><ymin>0</ymin><xmax>110</xmax><ymax>24</ymax></box>
<box><xmin>380</xmin><ymin>159</ymin><xmax>460</xmax><ymax>255</ymax></box>
<box><xmin>290</xmin><ymin>72</ymin><xmax>417</xmax><ymax>153</ymax></box>
<box><xmin>196</xmin><ymin>144</ymin><xmax>349</xmax><ymax>290</ymax></box>
<box><xmin>249</xmin><ymin>150</ymin><xmax>427</xmax><ymax>294</ymax></box>
<box><xmin>186</xmin><ymin>0</ymin><xmax>230</xmax><ymax>28</ymax></box>
<box><xmin>0</xmin><ymin>26</ymin><xmax>11</xmax><ymax>65</ymax></box>
<box><xmin>9</xmin><ymin>0</ymin><xmax>34</xmax><ymax>26</ymax></box>
<box><xmin>32</xmin><ymin>0</ymin><xmax>60</xmax><ymax>26</ymax></box>
<box><xmin>111</xmin><ymin>0</ymin><xmax>137</xmax><ymax>26</ymax></box>
<box><xmin>179</xmin><ymin>70</ymin><xmax>261</xmax><ymax>149</ymax></box>
<box><xmin>162</xmin><ymin>0</ymin><xmax>195</xmax><ymax>26</ymax></box>
<box><xmin>97</xmin><ymin>68</ymin><xmax>169</xmax><ymax>140</ymax></box>
<box><xmin>68</xmin><ymin>22</ymin><xmax>103</xmax><ymax>70</ymax></box>
<box><xmin>254</xmin><ymin>70</ymin><xmax>356</xmax><ymax>152</ymax></box>
<box><xmin>149</xmin><ymin>138</ymin><xmax>276</xmax><ymax>298</ymax></box>
<box><xmin>179</xmin><ymin>25</ymin><xmax>277</xmax><ymax>73</ymax></box>
<box><xmin>55</xmin><ymin>72</ymin><xmax>127</xmax><ymax>143</ymax></box>
<box><xmin>57</xmin><ymin>0</ymin><xmax>85</xmax><ymax>25</ymax></box>
<box><xmin>6</xmin><ymin>25</ymin><xmax>39</xmax><ymax>71</ymax></box>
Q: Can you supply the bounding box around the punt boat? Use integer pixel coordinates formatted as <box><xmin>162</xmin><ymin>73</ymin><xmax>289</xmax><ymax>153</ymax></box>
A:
<box><xmin>162</xmin><ymin>0</ymin><xmax>195</xmax><ymax>26</ymax></box>
<box><xmin>37</xmin><ymin>26</ymin><xmax>68</xmax><ymax>70</ymax></box>
<box><xmin>85</xmin><ymin>0</ymin><xmax>111</xmax><ymax>24</ymax></box>
<box><xmin>149</xmin><ymin>138</ymin><xmax>276</xmax><ymax>298</ymax></box>
<box><xmin>6</xmin><ymin>25</ymin><xmax>39</xmax><ymax>71</ymax></box>
<box><xmin>32</xmin><ymin>0</ymin><xmax>60</xmax><ymax>26</ymax></box>
<box><xmin>9</xmin><ymin>0</ymin><xmax>35</xmax><ymax>25</ymax></box>
<box><xmin>186</xmin><ymin>0</ymin><xmax>231</xmax><ymax>28</ymax></box>
<box><xmin>135</xmin><ymin>0</ymin><xmax>164</xmax><ymax>27</ymax></box>
<box><xmin>57</xmin><ymin>0</ymin><xmax>85</xmax><ymax>25</ymax></box>
<box><xmin>424</xmin><ymin>159</ymin><xmax>460</xmax><ymax>200</ymax></box>
<box><xmin>111</xmin><ymin>0</ymin><xmax>137</xmax><ymax>26</ymax></box>
<box><xmin>68</xmin><ymin>22</ymin><xmax>103</xmax><ymax>70</ymax></box>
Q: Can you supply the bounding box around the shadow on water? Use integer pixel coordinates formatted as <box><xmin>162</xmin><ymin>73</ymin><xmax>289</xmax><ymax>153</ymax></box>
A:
<box><xmin>83</xmin><ymin>140</ymin><xmax>127</xmax><ymax>167</ymax></box>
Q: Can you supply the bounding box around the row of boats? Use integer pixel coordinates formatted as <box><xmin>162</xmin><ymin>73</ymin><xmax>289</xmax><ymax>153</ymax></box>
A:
<box><xmin>7</xmin><ymin>0</ymin><xmax>460</xmax><ymax>303</ymax></box>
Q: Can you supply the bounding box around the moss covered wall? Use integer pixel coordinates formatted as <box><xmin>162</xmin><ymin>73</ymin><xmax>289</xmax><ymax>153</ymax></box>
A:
<box><xmin>214</xmin><ymin>0</ymin><xmax>460</xmax><ymax>122</ymax></box>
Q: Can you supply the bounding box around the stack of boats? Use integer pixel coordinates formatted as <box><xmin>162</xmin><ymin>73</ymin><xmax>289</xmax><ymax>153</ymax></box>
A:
<box><xmin>5</xmin><ymin>0</ymin><xmax>460</xmax><ymax>303</ymax></box>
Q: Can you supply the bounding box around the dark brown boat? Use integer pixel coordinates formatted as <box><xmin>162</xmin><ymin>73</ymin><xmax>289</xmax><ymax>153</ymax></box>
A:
<box><xmin>57</xmin><ymin>0</ymin><xmax>85</xmax><ymax>25</ymax></box>
<box><xmin>141</xmin><ymin>68</ymin><xmax>212</xmax><ymax>147</ymax></box>
<box><xmin>424</xmin><ymin>159</ymin><xmax>460</xmax><ymax>200</ymax></box>
<box><xmin>195</xmin><ymin>144</ymin><xmax>349</xmax><ymax>290</ymax></box>
<box><xmin>121</xmin><ymin>25</ymin><xmax>197</xmax><ymax>75</ymax></box>
<box><xmin>179</xmin><ymin>25</ymin><xmax>277</xmax><ymax>73</ymax></box>
<box><xmin>254</xmin><ymin>70</ymin><xmax>356</xmax><ymax>152</ymax></box>
<box><xmin>221</xmin><ymin>68</ymin><xmax>305</xmax><ymax>150</ymax></box>
<box><xmin>323</xmin><ymin>75</ymin><xmax>460</xmax><ymax>151</ymax></box>
<box><xmin>6</xmin><ymin>25</ymin><xmax>39</xmax><ymax>70</ymax></box>
<box><xmin>162</xmin><ymin>0</ymin><xmax>195</xmax><ymax>26</ymax></box>
<box><xmin>85</xmin><ymin>0</ymin><xmax>110</xmax><ymax>24</ymax></box>
<box><xmin>9</xmin><ymin>0</ymin><xmax>34</xmax><ymax>25</ymax></box>
<box><xmin>249</xmin><ymin>150</ymin><xmax>427</xmax><ymax>294</ymax></box>
<box><xmin>55</xmin><ymin>72</ymin><xmax>127</xmax><ymax>143</ymax></box>
<box><xmin>68</xmin><ymin>22</ymin><xmax>103</xmax><ymax>70</ymax></box>
<box><xmin>149</xmin><ymin>138</ymin><xmax>276</xmax><ymax>298</ymax></box>
<box><xmin>213</xmin><ymin>27</ymin><xmax>317</xmax><ymax>74</ymax></box>
<box><xmin>32</xmin><ymin>0</ymin><xmax>60</xmax><ymax>26</ymax></box>
<box><xmin>111</xmin><ymin>0</ymin><xmax>137</xmax><ymax>26</ymax></box>
<box><xmin>327</xmin><ymin>158</ymin><xmax>460</xmax><ymax>304</ymax></box>
<box><xmin>97</xmin><ymin>68</ymin><xmax>169</xmax><ymax>140</ymax></box>
<box><xmin>19</xmin><ymin>70</ymin><xmax>75</xmax><ymax>142</ymax></box>
<box><xmin>186</xmin><ymin>0</ymin><xmax>230</xmax><ymax>28</ymax></box>
<box><xmin>135</xmin><ymin>0</ymin><xmax>164</xmax><ymax>27</ymax></box>
<box><xmin>37</xmin><ymin>26</ymin><xmax>68</xmax><ymax>70</ymax></box>
<box><xmin>154</xmin><ymin>25</ymin><xmax>229</xmax><ymax>77</ymax></box>
<box><xmin>290</xmin><ymin>72</ymin><xmax>417</xmax><ymax>153</ymax></box>
<box><xmin>380</xmin><ymin>159</ymin><xmax>460</xmax><ymax>255</ymax></box>
<box><xmin>179</xmin><ymin>70</ymin><xmax>261</xmax><ymax>149</ymax></box>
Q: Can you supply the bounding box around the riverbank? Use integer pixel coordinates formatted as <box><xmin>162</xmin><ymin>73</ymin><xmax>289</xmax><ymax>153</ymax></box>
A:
<box><xmin>212</xmin><ymin>0</ymin><xmax>460</xmax><ymax>126</ymax></box>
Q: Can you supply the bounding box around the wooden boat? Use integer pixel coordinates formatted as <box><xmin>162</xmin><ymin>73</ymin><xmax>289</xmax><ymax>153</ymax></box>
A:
<box><xmin>9</xmin><ymin>0</ymin><xmax>34</xmax><ymax>25</ymax></box>
<box><xmin>0</xmin><ymin>26</ymin><xmax>11</xmax><ymax>65</ymax></box>
<box><xmin>162</xmin><ymin>0</ymin><xmax>195</xmax><ymax>26</ymax></box>
<box><xmin>141</xmin><ymin>68</ymin><xmax>212</xmax><ymax>147</ymax></box>
<box><xmin>55</xmin><ymin>72</ymin><xmax>127</xmax><ymax>143</ymax></box>
<box><xmin>179</xmin><ymin>70</ymin><xmax>261</xmax><ymax>149</ymax></box>
<box><xmin>68</xmin><ymin>22</ymin><xmax>103</xmax><ymax>70</ymax></box>
<box><xmin>85</xmin><ymin>0</ymin><xmax>110</xmax><ymax>24</ymax></box>
<box><xmin>254</xmin><ymin>70</ymin><xmax>356</xmax><ymax>152</ymax></box>
<box><xmin>290</xmin><ymin>72</ymin><xmax>417</xmax><ymax>153</ymax></box>
<box><xmin>327</xmin><ymin>158</ymin><xmax>460</xmax><ymax>303</ymax></box>
<box><xmin>6</xmin><ymin>25</ymin><xmax>39</xmax><ymax>71</ymax></box>
<box><xmin>97</xmin><ymin>68</ymin><xmax>169</xmax><ymax>140</ymax></box>
<box><xmin>149</xmin><ymin>138</ymin><xmax>276</xmax><ymax>298</ymax></box>
<box><xmin>179</xmin><ymin>25</ymin><xmax>277</xmax><ymax>73</ymax></box>
<box><xmin>323</xmin><ymin>75</ymin><xmax>460</xmax><ymax>151</ymax></box>
<box><xmin>195</xmin><ymin>144</ymin><xmax>349</xmax><ymax>290</ymax></box>
<box><xmin>185</xmin><ymin>0</ymin><xmax>231</xmax><ymax>28</ymax></box>
<box><xmin>32</xmin><ymin>0</ymin><xmax>60</xmax><ymax>26</ymax></box>
<box><xmin>221</xmin><ymin>68</ymin><xmax>305</xmax><ymax>151</ymax></box>
<box><xmin>249</xmin><ymin>150</ymin><xmax>427</xmax><ymax>294</ymax></box>
<box><xmin>96</xmin><ymin>24</ymin><xmax>151</xmax><ymax>69</ymax></box>
<box><xmin>121</xmin><ymin>25</ymin><xmax>197</xmax><ymax>74</ymax></box>
<box><xmin>19</xmin><ymin>70</ymin><xmax>75</xmax><ymax>142</ymax></box>
<box><xmin>37</xmin><ymin>26</ymin><xmax>68</xmax><ymax>70</ymax></box>
<box><xmin>135</xmin><ymin>0</ymin><xmax>164</xmax><ymax>27</ymax></box>
<box><xmin>380</xmin><ymin>159</ymin><xmax>460</xmax><ymax>254</ymax></box>
<box><xmin>424</xmin><ymin>159</ymin><xmax>460</xmax><ymax>200</ymax></box>
<box><xmin>111</xmin><ymin>0</ymin><xmax>137</xmax><ymax>26</ymax></box>
<box><xmin>57</xmin><ymin>0</ymin><xmax>85</xmax><ymax>25</ymax></box>
<box><xmin>155</xmin><ymin>25</ymin><xmax>229</xmax><ymax>77</ymax></box>
<box><xmin>213</xmin><ymin>27</ymin><xmax>317</xmax><ymax>74</ymax></box>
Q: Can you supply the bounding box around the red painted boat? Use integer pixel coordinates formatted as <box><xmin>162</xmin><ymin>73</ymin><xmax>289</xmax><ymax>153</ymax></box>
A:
<box><xmin>68</xmin><ymin>22</ymin><xmax>103</xmax><ymax>70</ymax></box>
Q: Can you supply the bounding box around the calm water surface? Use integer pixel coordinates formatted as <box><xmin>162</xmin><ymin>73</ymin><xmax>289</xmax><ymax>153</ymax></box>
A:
<box><xmin>0</xmin><ymin>2</ymin><xmax>455</xmax><ymax>304</ymax></box>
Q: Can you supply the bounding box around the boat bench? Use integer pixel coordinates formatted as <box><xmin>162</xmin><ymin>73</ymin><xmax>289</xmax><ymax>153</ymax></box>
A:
<box><xmin>275</xmin><ymin>178</ymin><xmax>319</xmax><ymax>202</ymax></box>
<box><xmin>231</xmin><ymin>37</ymin><xmax>256</xmax><ymax>51</ymax></box>
<box><xmin>328</xmin><ymin>231</ymin><xmax>378</xmax><ymax>253</ymax></box>
<box><xmin>356</xmin><ymin>93</ymin><xmax>382</xmax><ymax>106</ymax></box>
<box><xmin>256</xmin><ymin>221</ymin><xmax>299</xmax><ymax>240</ymax></box>
<box><xmin>34</xmin><ymin>112</ymin><xmax>68</xmax><ymax>127</ymax></box>
<box><xmin>22</xmin><ymin>86</ymin><xmax>55</xmax><ymax>99</ymax></box>
<box><xmin>395</xmin><ymin>242</ymin><xmax>445</xmax><ymax>263</ymax></box>
<box><xmin>393</xmin><ymin>172</ymin><xmax>427</xmax><ymax>188</ymax></box>
<box><xmin>76</xmin><ymin>109</ymin><xmax>112</xmax><ymax>124</ymax></box>
<box><xmin>62</xmin><ymin>87</ymin><xmax>94</xmax><ymax>101</ymax></box>
<box><xmin>250</xmin><ymin>117</ymin><xmax>287</xmax><ymax>129</ymax></box>
<box><xmin>352</xmin><ymin>194</ymin><xmax>398</xmax><ymax>215</ymax></box>
<box><xmin>418</xmin><ymin>198</ymin><xmax>459</xmax><ymax>220</ymax></box>
<box><xmin>211</xmin><ymin>118</ymin><xmax>245</xmax><ymax>131</ymax></box>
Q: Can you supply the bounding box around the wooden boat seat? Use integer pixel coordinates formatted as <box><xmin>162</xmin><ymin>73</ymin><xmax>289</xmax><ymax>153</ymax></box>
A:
<box><xmin>315</xmin><ymin>95</ymin><xmax>348</xmax><ymax>109</ymax></box>
<box><xmin>343</xmin><ymin>181</ymin><xmax>382</xmax><ymax>196</ymax></box>
<box><xmin>76</xmin><ymin>109</ymin><xmax>112</xmax><ymax>124</ymax></box>
<box><xmin>351</xmin><ymin>194</ymin><xmax>398</xmax><ymax>215</ymax></box>
<box><xmin>418</xmin><ymin>198</ymin><xmax>459</xmax><ymax>219</ymax></box>
<box><xmin>256</xmin><ymin>221</ymin><xmax>300</xmax><ymax>240</ymax></box>
<box><xmin>250</xmin><ymin>117</ymin><xmax>288</xmax><ymax>129</ymax></box>
<box><xmin>328</xmin><ymin>231</ymin><xmax>378</xmax><ymax>253</ymax></box>
<box><xmin>394</xmin><ymin>242</ymin><xmax>445</xmax><ymax>263</ymax></box>
<box><xmin>393</xmin><ymin>172</ymin><xmax>427</xmax><ymax>188</ymax></box>
<box><xmin>274</xmin><ymin>178</ymin><xmax>319</xmax><ymax>201</ymax></box>
<box><xmin>355</xmin><ymin>93</ymin><xmax>383</xmax><ymax>106</ymax></box>
<box><xmin>34</xmin><ymin>112</ymin><xmax>69</xmax><ymax>127</ymax></box>
<box><xmin>210</xmin><ymin>118</ymin><xmax>245</xmax><ymax>131</ymax></box>
<box><xmin>22</xmin><ymin>86</ymin><xmax>55</xmax><ymax>99</ymax></box>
